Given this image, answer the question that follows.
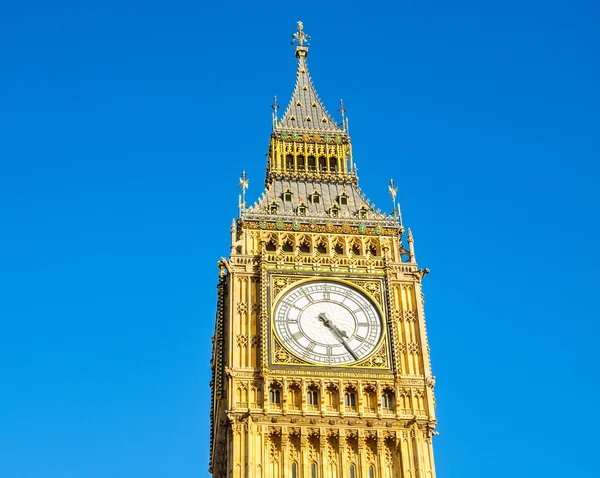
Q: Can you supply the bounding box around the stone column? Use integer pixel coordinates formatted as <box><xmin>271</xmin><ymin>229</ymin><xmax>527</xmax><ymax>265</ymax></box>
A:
<box><xmin>281</xmin><ymin>428</ymin><xmax>288</xmax><ymax>478</ymax></box>
<box><xmin>319</xmin><ymin>429</ymin><xmax>328</xmax><ymax>478</ymax></box>
<box><xmin>300</xmin><ymin>428</ymin><xmax>309</xmax><ymax>478</ymax></box>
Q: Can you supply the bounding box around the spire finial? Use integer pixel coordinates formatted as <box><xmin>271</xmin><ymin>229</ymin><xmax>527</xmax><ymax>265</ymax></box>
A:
<box><xmin>339</xmin><ymin>99</ymin><xmax>347</xmax><ymax>131</ymax></box>
<box><xmin>407</xmin><ymin>228</ymin><xmax>415</xmax><ymax>262</ymax></box>
<box><xmin>291</xmin><ymin>21</ymin><xmax>311</xmax><ymax>57</ymax></box>
<box><xmin>388</xmin><ymin>179</ymin><xmax>398</xmax><ymax>218</ymax></box>
<box><xmin>291</xmin><ymin>21</ymin><xmax>309</xmax><ymax>47</ymax></box>
<box><xmin>238</xmin><ymin>171</ymin><xmax>249</xmax><ymax>215</ymax></box>
<box><xmin>271</xmin><ymin>96</ymin><xmax>279</xmax><ymax>129</ymax></box>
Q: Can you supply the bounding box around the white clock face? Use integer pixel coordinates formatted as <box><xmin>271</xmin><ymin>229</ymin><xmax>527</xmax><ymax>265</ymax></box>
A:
<box><xmin>273</xmin><ymin>281</ymin><xmax>382</xmax><ymax>365</ymax></box>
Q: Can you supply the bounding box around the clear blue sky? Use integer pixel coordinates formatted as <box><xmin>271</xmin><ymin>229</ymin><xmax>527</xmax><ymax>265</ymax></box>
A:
<box><xmin>1</xmin><ymin>1</ymin><xmax>599</xmax><ymax>477</ymax></box>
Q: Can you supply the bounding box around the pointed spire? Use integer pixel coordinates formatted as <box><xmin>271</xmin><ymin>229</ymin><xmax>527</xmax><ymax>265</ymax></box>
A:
<box><xmin>277</xmin><ymin>21</ymin><xmax>344</xmax><ymax>133</ymax></box>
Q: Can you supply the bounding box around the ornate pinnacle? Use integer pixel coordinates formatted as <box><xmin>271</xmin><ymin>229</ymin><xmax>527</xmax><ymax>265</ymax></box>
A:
<box><xmin>291</xmin><ymin>21</ymin><xmax>311</xmax><ymax>48</ymax></box>
<box><xmin>388</xmin><ymin>179</ymin><xmax>398</xmax><ymax>204</ymax></box>
<box><xmin>238</xmin><ymin>171</ymin><xmax>249</xmax><ymax>215</ymax></box>
<box><xmin>339</xmin><ymin>99</ymin><xmax>347</xmax><ymax>131</ymax></box>
<box><xmin>271</xmin><ymin>96</ymin><xmax>279</xmax><ymax>129</ymax></box>
<box><xmin>388</xmin><ymin>179</ymin><xmax>400</xmax><ymax>221</ymax></box>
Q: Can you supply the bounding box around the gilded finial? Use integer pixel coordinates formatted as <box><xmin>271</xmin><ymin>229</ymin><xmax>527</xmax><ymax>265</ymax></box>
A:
<box><xmin>291</xmin><ymin>21</ymin><xmax>311</xmax><ymax>47</ymax></box>
<box><xmin>291</xmin><ymin>21</ymin><xmax>311</xmax><ymax>58</ymax></box>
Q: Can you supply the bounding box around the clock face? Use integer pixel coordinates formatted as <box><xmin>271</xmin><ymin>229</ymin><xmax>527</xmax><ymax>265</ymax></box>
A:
<box><xmin>273</xmin><ymin>281</ymin><xmax>383</xmax><ymax>365</ymax></box>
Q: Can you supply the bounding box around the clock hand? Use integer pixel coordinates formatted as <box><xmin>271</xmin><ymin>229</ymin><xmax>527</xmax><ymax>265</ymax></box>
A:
<box><xmin>318</xmin><ymin>313</ymin><xmax>359</xmax><ymax>361</ymax></box>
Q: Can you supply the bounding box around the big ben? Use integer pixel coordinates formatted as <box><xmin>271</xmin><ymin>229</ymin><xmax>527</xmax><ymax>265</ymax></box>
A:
<box><xmin>210</xmin><ymin>21</ymin><xmax>437</xmax><ymax>478</ymax></box>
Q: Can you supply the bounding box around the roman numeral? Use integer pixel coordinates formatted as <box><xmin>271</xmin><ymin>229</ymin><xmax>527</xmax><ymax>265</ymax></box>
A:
<box><xmin>292</xmin><ymin>331</ymin><xmax>303</xmax><ymax>340</ymax></box>
<box><xmin>354</xmin><ymin>334</ymin><xmax>366</xmax><ymax>343</ymax></box>
<box><xmin>306</xmin><ymin>342</ymin><xmax>316</xmax><ymax>351</ymax></box>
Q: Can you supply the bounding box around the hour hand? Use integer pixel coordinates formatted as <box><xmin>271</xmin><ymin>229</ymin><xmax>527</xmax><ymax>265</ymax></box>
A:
<box><xmin>318</xmin><ymin>312</ymin><xmax>331</xmax><ymax>328</ymax></box>
<box><xmin>318</xmin><ymin>313</ymin><xmax>348</xmax><ymax>338</ymax></box>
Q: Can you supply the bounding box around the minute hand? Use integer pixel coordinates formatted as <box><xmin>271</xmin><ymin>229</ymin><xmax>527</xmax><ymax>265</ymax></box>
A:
<box><xmin>318</xmin><ymin>313</ymin><xmax>359</xmax><ymax>361</ymax></box>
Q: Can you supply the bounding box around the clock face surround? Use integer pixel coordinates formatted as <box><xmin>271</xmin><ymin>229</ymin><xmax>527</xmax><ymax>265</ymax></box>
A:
<box><xmin>273</xmin><ymin>280</ymin><xmax>383</xmax><ymax>365</ymax></box>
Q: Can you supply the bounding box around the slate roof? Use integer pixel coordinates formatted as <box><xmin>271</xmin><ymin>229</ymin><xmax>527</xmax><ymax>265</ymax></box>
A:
<box><xmin>276</xmin><ymin>48</ymin><xmax>344</xmax><ymax>134</ymax></box>
<box><xmin>243</xmin><ymin>178</ymin><xmax>396</xmax><ymax>226</ymax></box>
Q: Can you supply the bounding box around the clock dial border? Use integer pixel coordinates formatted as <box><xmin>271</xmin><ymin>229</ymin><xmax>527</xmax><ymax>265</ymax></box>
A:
<box><xmin>269</xmin><ymin>276</ymin><xmax>389</xmax><ymax>368</ymax></box>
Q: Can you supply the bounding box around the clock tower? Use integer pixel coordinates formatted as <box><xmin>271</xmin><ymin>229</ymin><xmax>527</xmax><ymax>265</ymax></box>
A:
<box><xmin>210</xmin><ymin>22</ymin><xmax>438</xmax><ymax>478</ymax></box>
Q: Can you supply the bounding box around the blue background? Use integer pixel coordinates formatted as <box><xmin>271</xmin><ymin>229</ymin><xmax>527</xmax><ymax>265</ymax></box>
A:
<box><xmin>1</xmin><ymin>1</ymin><xmax>599</xmax><ymax>476</ymax></box>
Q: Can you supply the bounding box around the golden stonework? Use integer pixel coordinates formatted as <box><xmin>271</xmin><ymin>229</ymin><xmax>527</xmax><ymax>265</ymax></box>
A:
<box><xmin>209</xmin><ymin>22</ymin><xmax>437</xmax><ymax>478</ymax></box>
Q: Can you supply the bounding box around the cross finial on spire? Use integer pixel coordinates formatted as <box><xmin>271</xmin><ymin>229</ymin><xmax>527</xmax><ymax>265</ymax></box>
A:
<box><xmin>291</xmin><ymin>21</ymin><xmax>310</xmax><ymax>47</ymax></box>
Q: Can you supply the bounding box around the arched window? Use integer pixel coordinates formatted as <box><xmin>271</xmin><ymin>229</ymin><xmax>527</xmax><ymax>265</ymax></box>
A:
<box><xmin>369</xmin><ymin>465</ymin><xmax>375</xmax><ymax>478</ymax></box>
<box><xmin>349</xmin><ymin>464</ymin><xmax>356</xmax><ymax>478</ymax></box>
<box><xmin>364</xmin><ymin>387</ymin><xmax>377</xmax><ymax>414</ymax></box>
<box><xmin>297</xmin><ymin>155</ymin><xmax>305</xmax><ymax>170</ymax></box>
<box><xmin>307</xmin><ymin>389</ymin><xmax>318</xmax><ymax>410</ymax></box>
<box><xmin>282</xmin><ymin>240</ymin><xmax>294</xmax><ymax>253</ymax></box>
<box><xmin>318</xmin><ymin>156</ymin><xmax>327</xmax><ymax>171</ymax></box>
<box><xmin>266</xmin><ymin>239</ymin><xmax>277</xmax><ymax>252</ymax></box>
<box><xmin>286</xmin><ymin>154</ymin><xmax>294</xmax><ymax>169</ymax></box>
<box><xmin>292</xmin><ymin>463</ymin><xmax>298</xmax><ymax>478</ymax></box>
<box><xmin>311</xmin><ymin>463</ymin><xmax>317</xmax><ymax>478</ymax></box>
<box><xmin>289</xmin><ymin>384</ymin><xmax>301</xmax><ymax>411</ymax></box>
<box><xmin>269</xmin><ymin>388</ymin><xmax>280</xmax><ymax>405</ymax></box>
<box><xmin>308</xmin><ymin>156</ymin><xmax>316</xmax><ymax>171</ymax></box>
<box><xmin>382</xmin><ymin>391</ymin><xmax>394</xmax><ymax>411</ymax></box>
<box><xmin>344</xmin><ymin>391</ymin><xmax>356</xmax><ymax>411</ymax></box>
<box><xmin>299</xmin><ymin>240</ymin><xmax>310</xmax><ymax>253</ymax></box>
<box><xmin>325</xmin><ymin>384</ymin><xmax>339</xmax><ymax>412</ymax></box>
<box><xmin>329</xmin><ymin>157</ymin><xmax>337</xmax><ymax>171</ymax></box>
